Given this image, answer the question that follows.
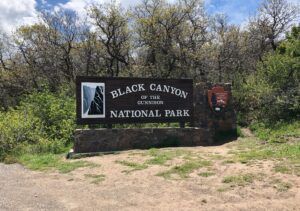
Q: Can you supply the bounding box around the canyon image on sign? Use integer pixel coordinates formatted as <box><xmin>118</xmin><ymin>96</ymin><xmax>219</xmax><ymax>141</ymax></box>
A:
<box><xmin>76</xmin><ymin>76</ymin><xmax>193</xmax><ymax>124</ymax></box>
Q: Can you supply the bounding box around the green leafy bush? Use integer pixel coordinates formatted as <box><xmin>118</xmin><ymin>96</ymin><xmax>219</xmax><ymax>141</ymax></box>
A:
<box><xmin>234</xmin><ymin>26</ymin><xmax>300</xmax><ymax>123</ymax></box>
<box><xmin>0</xmin><ymin>107</ymin><xmax>42</xmax><ymax>160</ymax></box>
<box><xmin>20</xmin><ymin>90</ymin><xmax>76</xmax><ymax>144</ymax></box>
<box><xmin>0</xmin><ymin>90</ymin><xmax>75</xmax><ymax>161</ymax></box>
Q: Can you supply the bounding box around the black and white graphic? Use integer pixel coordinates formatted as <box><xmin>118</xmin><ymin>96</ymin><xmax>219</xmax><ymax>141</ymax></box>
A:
<box><xmin>81</xmin><ymin>82</ymin><xmax>105</xmax><ymax>118</ymax></box>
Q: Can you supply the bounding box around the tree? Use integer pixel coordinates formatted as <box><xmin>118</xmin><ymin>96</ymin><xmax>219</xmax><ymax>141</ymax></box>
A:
<box><xmin>208</xmin><ymin>14</ymin><xmax>245</xmax><ymax>82</ymax></box>
<box><xmin>132</xmin><ymin>0</ymin><xmax>209</xmax><ymax>79</ymax></box>
<box><xmin>77</xmin><ymin>29</ymin><xmax>106</xmax><ymax>76</ymax></box>
<box><xmin>236</xmin><ymin>26</ymin><xmax>300</xmax><ymax>122</ymax></box>
<box><xmin>14</xmin><ymin>10</ymin><xmax>84</xmax><ymax>90</ymax></box>
<box><xmin>89</xmin><ymin>2</ymin><xmax>131</xmax><ymax>77</ymax></box>
<box><xmin>248</xmin><ymin>0</ymin><xmax>299</xmax><ymax>55</ymax></box>
<box><xmin>39</xmin><ymin>10</ymin><xmax>83</xmax><ymax>82</ymax></box>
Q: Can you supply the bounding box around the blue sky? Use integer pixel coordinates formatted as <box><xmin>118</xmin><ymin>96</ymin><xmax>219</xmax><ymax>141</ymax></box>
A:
<box><xmin>0</xmin><ymin>0</ymin><xmax>278</xmax><ymax>34</ymax></box>
<box><xmin>36</xmin><ymin>0</ymin><xmax>262</xmax><ymax>25</ymax></box>
<box><xmin>206</xmin><ymin>0</ymin><xmax>262</xmax><ymax>24</ymax></box>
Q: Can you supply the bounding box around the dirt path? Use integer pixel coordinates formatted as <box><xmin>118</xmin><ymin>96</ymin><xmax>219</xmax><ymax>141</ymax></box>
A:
<box><xmin>1</xmin><ymin>136</ymin><xmax>300</xmax><ymax>211</ymax></box>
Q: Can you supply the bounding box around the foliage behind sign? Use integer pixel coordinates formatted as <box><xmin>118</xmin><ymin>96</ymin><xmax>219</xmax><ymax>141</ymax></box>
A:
<box><xmin>76</xmin><ymin>77</ymin><xmax>193</xmax><ymax>124</ymax></box>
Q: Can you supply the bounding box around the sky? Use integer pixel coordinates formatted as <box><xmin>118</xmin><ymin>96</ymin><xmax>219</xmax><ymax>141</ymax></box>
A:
<box><xmin>0</xmin><ymin>0</ymin><xmax>295</xmax><ymax>34</ymax></box>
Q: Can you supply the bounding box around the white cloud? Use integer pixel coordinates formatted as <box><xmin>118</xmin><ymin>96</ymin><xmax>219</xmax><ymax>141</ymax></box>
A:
<box><xmin>58</xmin><ymin>0</ymin><xmax>98</xmax><ymax>14</ymax></box>
<box><xmin>56</xmin><ymin>0</ymin><xmax>141</xmax><ymax>17</ymax></box>
<box><xmin>0</xmin><ymin>0</ymin><xmax>38</xmax><ymax>34</ymax></box>
<box><xmin>55</xmin><ymin>0</ymin><xmax>106</xmax><ymax>20</ymax></box>
<box><xmin>54</xmin><ymin>0</ymin><xmax>139</xmax><ymax>26</ymax></box>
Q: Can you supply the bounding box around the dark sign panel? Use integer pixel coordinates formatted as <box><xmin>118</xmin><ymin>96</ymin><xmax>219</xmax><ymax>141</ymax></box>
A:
<box><xmin>76</xmin><ymin>76</ymin><xmax>193</xmax><ymax>124</ymax></box>
<box><xmin>208</xmin><ymin>85</ymin><xmax>229</xmax><ymax>113</ymax></box>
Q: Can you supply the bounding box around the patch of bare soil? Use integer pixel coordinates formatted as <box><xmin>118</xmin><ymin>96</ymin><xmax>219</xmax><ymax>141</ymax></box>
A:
<box><xmin>1</xmin><ymin>136</ymin><xmax>299</xmax><ymax>210</ymax></box>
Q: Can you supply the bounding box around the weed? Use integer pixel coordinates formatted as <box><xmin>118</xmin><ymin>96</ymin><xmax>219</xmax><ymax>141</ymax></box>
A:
<box><xmin>18</xmin><ymin>153</ymin><xmax>97</xmax><ymax>173</ymax></box>
<box><xmin>115</xmin><ymin>160</ymin><xmax>148</xmax><ymax>173</ymax></box>
<box><xmin>222</xmin><ymin>160</ymin><xmax>235</xmax><ymax>164</ymax></box>
<box><xmin>146</xmin><ymin>148</ymin><xmax>191</xmax><ymax>165</ymax></box>
<box><xmin>198</xmin><ymin>172</ymin><xmax>215</xmax><ymax>177</ymax></box>
<box><xmin>237</xmin><ymin>126</ymin><xmax>245</xmax><ymax>138</ymax></box>
<box><xmin>206</xmin><ymin>154</ymin><xmax>224</xmax><ymax>160</ymax></box>
<box><xmin>271</xmin><ymin>179</ymin><xmax>292</xmax><ymax>192</ymax></box>
<box><xmin>217</xmin><ymin>186</ymin><xmax>232</xmax><ymax>192</ymax></box>
<box><xmin>157</xmin><ymin>159</ymin><xmax>211</xmax><ymax>179</ymax></box>
<box><xmin>127</xmin><ymin>152</ymin><xmax>147</xmax><ymax>157</ymax></box>
<box><xmin>250</xmin><ymin>121</ymin><xmax>300</xmax><ymax>143</ymax></box>
<box><xmin>232</xmin><ymin>135</ymin><xmax>300</xmax><ymax>169</ymax></box>
<box><xmin>58</xmin><ymin>161</ymin><xmax>97</xmax><ymax>173</ymax></box>
<box><xmin>222</xmin><ymin>173</ymin><xmax>255</xmax><ymax>187</ymax></box>
<box><xmin>85</xmin><ymin>174</ymin><xmax>105</xmax><ymax>184</ymax></box>
<box><xmin>274</xmin><ymin>164</ymin><xmax>291</xmax><ymax>174</ymax></box>
<box><xmin>274</xmin><ymin>163</ymin><xmax>300</xmax><ymax>176</ymax></box>
<box><xmin>3</xmin><ymin>155</ymin><xmax>19</xmax><ymax>164</ymax></box>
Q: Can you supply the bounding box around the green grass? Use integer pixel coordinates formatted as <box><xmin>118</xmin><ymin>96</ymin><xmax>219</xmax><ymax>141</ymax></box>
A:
<box><xmin>250</xmin><ymin>121</ymin><xmax>300</xmax><ymax>143</ymax></box>
<box><xmin>234</xmin><ymin>137</ymin><xmax>262</xmax><ymax>150</ymax></box>
<box><xmin>237</xmin><ymin>126</ymin><xmax>245</xmax><ymax>138</ymax></box>
<box><xmin>223</xmin><ymin>122</ymin><xmax>300</xmax><ymax>178</ymax></box>
<box><xmin>146</xmin><ymin>148</ymin><xmax>191</xmax><ymax>165</ymax></box>
<box><xmin>222</xmin><ymin>160</ymin><xmax>235</xmax><ymax>164</ymax></box>
<box><xmin>198</xmin><ymin>171</ymin><xmax>215</xmax><ymax>177</ymax></box>
<box><xmin>205</xmin><ymin>154</ymin><xmax>225</xmax><ymax>160</ymax></box>
<box><xmin>274</xmin><ymin>164</ymin><xmax>292</xmax><ymax>174</ymax></box>
<box><xmin>84</xmin><ymin>174</ymin><xmax>105</xmax><ymax>184</ymax></box>
<box><xmin>234</xmin><ymin>141</ymin><xmax>300</xmax><ymax>163</ymax></box>
<box><xmin>156</xmin><ymin>159</ymin><xmax>211</xmax><ymax>179</ymax></box>
<box><xmin>115</xmin><ymin>160</ymin><xmax>148</xmax><ymax>173</ymax></box>
<box><xmin>274</xmin><ymin>163</ymin><xmax>300</xmax><ymax>176</ymax></box>
<box><xmin>270</xmin><ymin>179</ymin><xmax>292</xmax><ymax>192</ymax></box>
<box><xmin>217</xmin><ymin>186</ymin><xmax>232</xmax><ymax>192</ymax></box>
<box><xmin>18</xmin><ymin>153</ymin><xmax>98</xmax><ymax>173</ymax></box>
<box><xmin>127</xmin><ymin>152</ymin><xmax>147</xmax><ymax>157</ymax></box>
<box><xmin>232</xmin><ymin>138</ymin><xmax>300</xmax><ymax>176</ymax></box>
<box><xmin>222</xmin><ymin>173</ymin><xmax>255</xmax><ymax>187</ymax></box>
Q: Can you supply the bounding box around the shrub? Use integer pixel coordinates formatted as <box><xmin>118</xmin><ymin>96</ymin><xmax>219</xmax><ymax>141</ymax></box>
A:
<box><xmin>0</xmin><ymin>90</ymin><xmax>75</xmax><ymax>161</ymax></box>
<box><xmin>234</xmin><ymin>26</ymin><xmax>300</xmax><ymax>123</ymax></box>
<box><xmin>20</xmin><ymin>90</ymin><xmax>76</xmax><ymax>144</ymax></box>
<box><xmin>0</xmin><ymin>105</ymin><xmax>47</xmax><ymax>159</ymax></box>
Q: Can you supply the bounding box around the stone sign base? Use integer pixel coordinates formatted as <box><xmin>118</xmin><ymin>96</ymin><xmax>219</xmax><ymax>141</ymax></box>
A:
<box><xmin>74</xmin><ymin>128</ymin><xmax>213</xmax><ymax>153</ymax></box>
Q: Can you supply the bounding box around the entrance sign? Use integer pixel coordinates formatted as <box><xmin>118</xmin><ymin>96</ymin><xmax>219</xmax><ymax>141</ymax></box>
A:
<box><xmin>208</xmin><ymin>85</ymin><xmax>229</xmax><ymax>113</ymax></box>
<box><xmin>72</xmin><ymin>82</ymin><xmax>237</xmax><ymax>154</ymax></box>
<box><xmin>76</xmin><ymin>76</ymin><xmax>193</xmax><ymax>124</ymax></box>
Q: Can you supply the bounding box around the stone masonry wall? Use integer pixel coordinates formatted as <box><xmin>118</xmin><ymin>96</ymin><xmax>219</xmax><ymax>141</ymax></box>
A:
<box><xmin>193</xmin><ymin>82</ymin><xmax>237</xmax><ymax>140</ymax></box>
<box><xmin>74</xmin><ymin>128</ymin><xmax>212</xmax><ymax>153</ymax></box>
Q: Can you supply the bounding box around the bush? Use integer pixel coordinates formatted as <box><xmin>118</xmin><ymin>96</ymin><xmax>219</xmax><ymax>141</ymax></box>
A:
<box><xmin>234</xmin><ymin>26</ymin><xmax>300</xmax><ymax>123</ymax></box>
<box><xmin>0</xmin><ymin>90</ymin><xmax>75</xmax><ymax>161</ymax></box>
<box><xmin>0</xmin><ymin>107</ymin><xmax>42</xmax><ymax>160</ymax></box>
<box><xmin>20</xmin><ymin>90</ymin><xmax>76</xmax><ymax>144</ymax></box>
